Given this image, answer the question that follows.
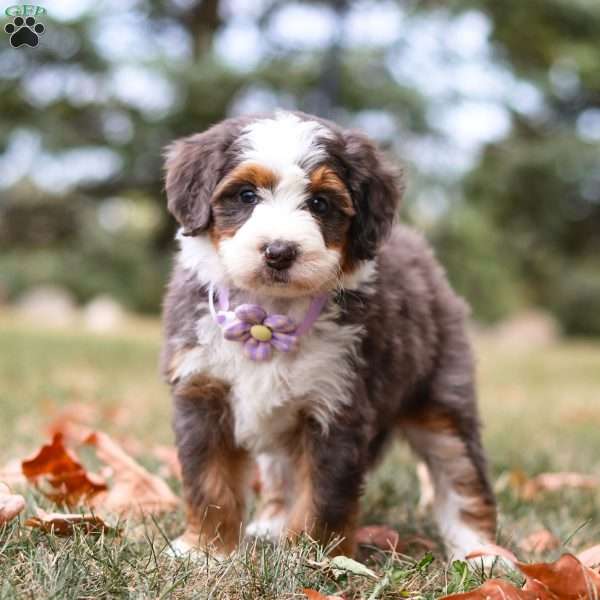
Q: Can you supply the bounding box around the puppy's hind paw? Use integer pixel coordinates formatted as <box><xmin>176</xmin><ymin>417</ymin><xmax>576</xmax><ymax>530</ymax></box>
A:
<box><xmin>463</xmin><ymin>543</ymin><xmax>518</xmax><ymax>573</ymax></box>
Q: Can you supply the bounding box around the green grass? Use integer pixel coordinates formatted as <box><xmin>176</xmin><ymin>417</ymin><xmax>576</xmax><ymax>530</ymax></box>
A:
<box><xmin>1</xmin><ymin>313</ymin><xmax>599</xmax><ymax>599</ymax></box>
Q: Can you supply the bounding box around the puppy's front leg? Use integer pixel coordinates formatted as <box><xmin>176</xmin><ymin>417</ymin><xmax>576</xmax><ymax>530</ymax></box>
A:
<box><xmin>287</xmin><ymin>417</ymin><xmax>367</xmax><ymax>556</ymax></box>
<box><xmin>171</xmin><ymin>374</ymin><xmax>250</xmax><ymax>557</ymax></box>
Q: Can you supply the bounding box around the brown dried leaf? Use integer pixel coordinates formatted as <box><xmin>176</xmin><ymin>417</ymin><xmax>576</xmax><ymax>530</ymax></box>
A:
<box><xmin>151</xmin><ymin>445</ymin><xmax>182</xmax><ymax>480</ymax></box>
<box><xmin>518</xmin><ymin>529</ymin><xmax>560</xmax><ymax>554</ymax></box>
<box><xmin>0</xmin><ymin>483</ymin><xmax>25</xmax><ymax>525</ymax></box>
<box><xmin>355</xmin><ymin>524</ymin><xmax>436</xmax><ymax>553</ymax></box>
<box><xmin>521</xmin><ymin>472</ymin><xmax>599</xmax><ymax>500</ymax></box>
<box><xmin>439</xmin><ymin>578</ymin><xmax>545</xmax><ymax>599</ymax></box>
<box><xmin>303</xmin><ymin>589</ymin><xmax>344</xmax><ymax>600</ymax></box>
<box><xmin>25</xmin><ymin>508</ymin><xmax>112</xmax><ymax>535</ymax></box>
<box><xmin>356</xmin><ymin>525</ymin><xmax>400</xmax><ymax>550</ymax></box>
<box><xmin>21</xmin><ymin>433</ymin><xmax>107</xmax><ymax>504</ymax></box>
<box><xmin>85</xmin><ymin>431</ymin><xmax>179</xmax><ymax>517</ymax></box>
<box><xmin>577</xmin><ymin>544</ymin><xmax>600</xmax><ymax>570</ymax></box>
<box><xmin>518</xmin><ymin>554</ymin><xmax>600</xmax><ymax>599</ymax></box>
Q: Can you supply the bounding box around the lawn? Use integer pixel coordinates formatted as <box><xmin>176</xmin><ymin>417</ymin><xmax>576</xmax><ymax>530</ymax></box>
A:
<box><xmin>1</xmin><ymin>311</ymin><xmax>599</xmax><ymax>599</ymax></box>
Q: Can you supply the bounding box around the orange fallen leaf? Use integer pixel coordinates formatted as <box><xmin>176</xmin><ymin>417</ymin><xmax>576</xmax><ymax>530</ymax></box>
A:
<box><xmin>152</xmin><ymin>445</ymin><xmax>182</xmax><ymax>480</ymax></box>
<box><xmin>25</xmin><ymin>508</ymin><xmax>112</xmax><ymax>535</ymax></box>
<box><xmin>84</xmin><ymin>431</ymin><xmax>179</xmax><ymax>517</ymax></box>
<box><xmin>518</xmin><ymin>553</ymin><xmax>600</xmax><ymax>599</ymax></box>
<box><xmin>22</xmin><ymin>433</ymin><xmax>107</xmax><ymax>505</ymax></box>
<box><xmin>518</xmin><ymin>529</ymin><xmax>560</xmax><ymax>554</ymax></box>
<box><xmin>439</xmin><ymin>578</ymin><xmax>544</xmax><ymax>599</ymax></box>
<box><xmin>0</xmin><ymin>483</ymin><xmax>25</xmax><ymax>525</ymax></box>
<box><xmin>47</xmin><ymin>418</ymin><xmax>93</xmax><ymax>447</ymax></box>
<box><xmin>303</xmin><ymin>589</ymin><xmax>344</xmax><ymax>600</ymax></box>
<box><xmin>578</xmin><ymin>544</ymin><xmax>600</xmax><ymax>570</ymax></box>
<box><xmin>521</xmin><ymin>472</ymin><xmax>599</xmax><ymax>500</ymax></box>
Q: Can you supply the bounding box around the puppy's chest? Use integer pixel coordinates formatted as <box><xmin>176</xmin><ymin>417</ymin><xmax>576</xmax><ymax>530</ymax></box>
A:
<box><xmin>191</xmin><ymin>310</ymin><xmax>363</xmax><ymax>451</ymax></box>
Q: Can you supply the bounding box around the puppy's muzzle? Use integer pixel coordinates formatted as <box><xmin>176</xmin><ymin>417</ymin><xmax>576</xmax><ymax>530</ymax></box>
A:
<box><xmin>263</xmin><ymin>240</ymin><xmax>299</xmax><ymax>271</ymax></box>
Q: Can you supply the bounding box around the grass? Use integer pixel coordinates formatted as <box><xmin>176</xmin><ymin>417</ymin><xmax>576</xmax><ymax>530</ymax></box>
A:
<box><xmin>1</xmin><ymin>311</ymin><xmax>599</xmax><ymax>599</ymax></box>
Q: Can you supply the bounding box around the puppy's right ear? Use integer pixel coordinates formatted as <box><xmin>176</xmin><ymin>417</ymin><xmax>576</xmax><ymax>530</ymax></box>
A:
<box><xmin>163</xmin><ymin>118</ymin><xmax>247</xmax><ymax>236</ymax></box>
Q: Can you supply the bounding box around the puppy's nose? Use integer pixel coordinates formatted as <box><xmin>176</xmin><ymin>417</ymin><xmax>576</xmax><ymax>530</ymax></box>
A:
<box><xmin>264</xmin><ymin>240</ymin><xmax>298</xmax><ymax>270</ymax></box>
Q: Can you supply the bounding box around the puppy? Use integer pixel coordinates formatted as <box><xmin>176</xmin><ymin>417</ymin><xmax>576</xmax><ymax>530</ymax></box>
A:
<box><xmin>161</xmin><ymin>110</ymin><xmax>496</xmax><ymax>560</ymax></box>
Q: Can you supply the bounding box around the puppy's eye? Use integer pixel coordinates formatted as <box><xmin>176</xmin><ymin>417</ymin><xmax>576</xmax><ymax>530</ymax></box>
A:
<box><xmin>308</xmin><ymin>196</ymin><xmax>330</xmax><ymax>215</ymax></box>
<box><xmin>239</xmin><ymin>189</ymin><xmax>258</xmax><ymax>205</ymax></box>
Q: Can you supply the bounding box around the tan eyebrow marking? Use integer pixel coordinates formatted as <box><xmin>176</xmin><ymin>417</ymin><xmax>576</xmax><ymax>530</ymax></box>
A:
<box><xmin>309</xmin><ymin>166</ymin><xmax>355</xmax><ymax>216</ymax></box>
<box><xmin>213</xmin><ymin>162</ymin><xmax>279</xmax><ymax>199</ymax></box>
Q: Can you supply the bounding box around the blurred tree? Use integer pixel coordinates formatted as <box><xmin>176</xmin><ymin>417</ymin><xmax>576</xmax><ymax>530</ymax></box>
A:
<box><xmin>0</xmin><ymin>0</ymin><xmax>598</xmax><ymax>334</ymax></box>
<box><xmin>445</xmin><ymin>0</ymin><xmax>600</xmax><ymax>333</ymax></box>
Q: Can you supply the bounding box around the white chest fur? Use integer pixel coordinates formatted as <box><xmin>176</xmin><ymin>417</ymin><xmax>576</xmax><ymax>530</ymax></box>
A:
<box><xmin>174</xmin><ymin>301</ymin><xmax>363</xmax><ymax>452</ymax></box>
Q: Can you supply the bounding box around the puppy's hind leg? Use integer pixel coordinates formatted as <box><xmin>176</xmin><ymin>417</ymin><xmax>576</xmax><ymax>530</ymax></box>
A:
<box><xmin>401</xmin><ymin>355</ymin><xmax>496</xmax><ymax>561</ymax></box>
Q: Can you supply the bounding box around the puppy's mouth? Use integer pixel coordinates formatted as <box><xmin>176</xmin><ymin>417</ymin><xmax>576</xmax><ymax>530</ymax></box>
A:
<box><xmin>262</xmin><ymin>266</ymin><xmax>291</xmax><ymax>285</ymax></box>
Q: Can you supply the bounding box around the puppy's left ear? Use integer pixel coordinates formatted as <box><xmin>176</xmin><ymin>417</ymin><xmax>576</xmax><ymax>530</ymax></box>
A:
<box><xmin>163</xmin><ymin>117</ymin><xmax>249</xmax><ymax>236</ymax></box>
<box><xmin>342</xmin><ymin>131</ymin><xmax>404</xmax><ymax>262</ymax></box>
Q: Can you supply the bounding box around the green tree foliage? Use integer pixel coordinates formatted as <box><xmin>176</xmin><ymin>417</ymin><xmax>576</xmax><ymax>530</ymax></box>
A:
<box><xmin>0</xmin><ymin>0</ymin><xmax>598</xmax><ymax>334</ymax></box>
<box><xmin>453</xmin><ymin>0</ymin><xmax>600</xmax><ymax>334</ymax></box>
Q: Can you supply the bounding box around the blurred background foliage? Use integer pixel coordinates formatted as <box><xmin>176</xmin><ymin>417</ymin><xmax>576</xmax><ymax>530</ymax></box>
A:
<box><xmin>0</xmin><ymin>0</ymin><xmax>599</xmax><ymax>334</ymax></box>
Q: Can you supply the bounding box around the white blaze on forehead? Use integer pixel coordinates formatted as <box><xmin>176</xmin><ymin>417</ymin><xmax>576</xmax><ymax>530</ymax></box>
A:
<box><xmin>239</xmin><ymin>111</ymin><xmax>332</xmax><ymax>174</ymax></box>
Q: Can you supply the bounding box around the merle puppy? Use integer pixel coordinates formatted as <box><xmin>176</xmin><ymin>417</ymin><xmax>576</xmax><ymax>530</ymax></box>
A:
<box><xmin>161</xmin><ymin>111</ymin><xmax>496</xmax><ymax>560</ymax></box>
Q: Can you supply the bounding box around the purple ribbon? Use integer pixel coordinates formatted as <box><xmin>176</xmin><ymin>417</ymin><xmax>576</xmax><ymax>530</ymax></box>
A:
<box><xmin>208</xmin><ymin>283</ymin><xmax>327</xmax><ymax>362</ymax></box>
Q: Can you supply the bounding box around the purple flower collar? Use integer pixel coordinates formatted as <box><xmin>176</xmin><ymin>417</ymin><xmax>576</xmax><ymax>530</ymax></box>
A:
<box><xmin>208</xmin><ymin>282</ymin><xmax>328</xmax><ymax>362</ymax></box>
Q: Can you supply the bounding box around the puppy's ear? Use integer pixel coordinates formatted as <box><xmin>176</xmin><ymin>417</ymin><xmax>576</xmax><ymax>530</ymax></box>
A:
<box><xmin>342</xmin><ymin>131</ymin><xmax>404</xmax><ymax>262</ymax></box>
<box><xmin>163</xmin><ymin>118</ymin><xmax>247</xmax><ymax>236</ymax></box>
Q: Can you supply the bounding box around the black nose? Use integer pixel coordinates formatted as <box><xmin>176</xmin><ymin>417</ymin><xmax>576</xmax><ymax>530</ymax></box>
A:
<box><xmin>264</xmin><ymin>240</ymin><xmax>298</xmax><ymax>270</ymax></box>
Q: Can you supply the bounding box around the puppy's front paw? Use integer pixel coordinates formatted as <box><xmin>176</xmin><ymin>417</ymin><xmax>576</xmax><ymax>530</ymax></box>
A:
<box><xmin>165</xmin><ymin>532</ymin><xmax>229</xmax><ymax>564</ymax></box>
<box><xmin>246</xmin><ymin>499</ymin><xmax>287</xmax><ymax>541</ymax></box>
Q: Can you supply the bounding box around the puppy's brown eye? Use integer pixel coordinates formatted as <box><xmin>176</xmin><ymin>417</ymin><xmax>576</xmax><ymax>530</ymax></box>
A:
<box><xmin>308</xmin><ymin>196</ymin><xmax>329</xmax><ymax>215</ymax></box>
<box><xmin>240</xmin><ymin>189</ymin><xmax>258</xmax><ymax>205</ymax></box>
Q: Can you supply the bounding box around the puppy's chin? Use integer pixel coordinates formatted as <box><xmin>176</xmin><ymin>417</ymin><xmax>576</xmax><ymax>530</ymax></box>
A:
<box><xmin>227</xmin><ymin>263</ymin><xmax>340</xmax><ymax>299</ymax></box>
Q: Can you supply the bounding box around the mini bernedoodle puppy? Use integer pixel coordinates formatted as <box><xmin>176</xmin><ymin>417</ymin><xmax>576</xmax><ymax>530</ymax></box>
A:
<box><xmin>161</xmin><ymin>110</ymin><xmax>496</xmax><ymax>560</ymax></box>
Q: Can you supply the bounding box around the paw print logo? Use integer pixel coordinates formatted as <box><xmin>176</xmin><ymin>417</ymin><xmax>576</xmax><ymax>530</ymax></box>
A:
<box><xmin>4</xmin><ymin>16</ymin><xmax>45</xmax><ymax>48</ymax></box>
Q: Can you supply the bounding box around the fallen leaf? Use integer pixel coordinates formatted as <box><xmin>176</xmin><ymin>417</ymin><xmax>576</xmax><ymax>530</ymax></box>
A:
<box><xmin>25</xmin><ymin>508</ymin><xmax>112</xmax><ymax>535</ymax></box>
<box><xmin>518</xmin><ymin>529</ymin><xmax>560</xmax><ymax>554</ymax></box>
<box><xmin>303</xmin><ymin>589</ymin><xmax>344</xmax><ymax>600</ymax></box>
<box><xmin>356</xmin><ymin>525</ymin><xmax>436</xmax><ymax>553</ymax></box>
<box><xmin>521</xmin><ymin>472</ymin><xmax>599</xmax><ymax>500</ymax></box>
<box><xmin>22</xmin><ymin>433</ymin><xmax>107</xmax><ymax>505</ymax></box>
<box><xmin>329</xmin><ymin>555</ymin><xmax>377</xmax><ymax>579</ymax></box>
<box><xmin>85</xmin><ymin>431</ymin><xmax>179</xmax><ymax>517</ymax></box>
<box><xmin>0</xmin><ymin>483</ymin><xmax>25</xmax><ymax>525</ymax></box>
<box><xmin>152</xmin><ymin>445</ymin><xmax>182</xmax><ymax>480</ymax></box>
<box><xmin>47</xmin><ymin>418</ymin><xmax>93</xmax><ymax>447</ymax></box>
<box><xmin>520</xmin><ymin>578</ymin><xmax>556</xmax><ymax>597</ymax></box>
<box><xmin>578</xmin><ymin>544</ymin><xmax>600</xmax><ymax>570</ymax></box>
<box><xmin>444</xmin><ymin>548</ymin><xmax>600</xmax><ymax>599</ymax></box>
<box><xmin>518</xmin><ymin>553</ymin><xmax>600</xmax><ymax>599</ymax></box>
<box><xmin>0</xmin><ymin>458</ymin><xmax>27</xmax><ymax>487</ymax></box>
<box><xmin>439</xmin><ymin>578</ymin><xmax>545</xmax><ymax>599</ymax></box>
<box><xmin>356</xmin><ymin>525</ymin><xmax>400</xmax><ymax>550</ymax></box>
<box><xmin>465</xmin><ymin>543</ymin><xmax>519</xmax><ymax>564</ymax></box>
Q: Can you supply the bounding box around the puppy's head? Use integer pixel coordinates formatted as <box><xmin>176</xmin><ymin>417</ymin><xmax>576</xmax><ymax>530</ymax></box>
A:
<box><xmin>165</xmin><ymin>111</ymin><xmax>402</xmax><ymax>297</ymax></box>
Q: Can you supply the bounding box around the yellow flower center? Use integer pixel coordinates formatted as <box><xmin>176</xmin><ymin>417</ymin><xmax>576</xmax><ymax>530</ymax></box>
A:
<box><xmin>250</xmin><ymin>324</ymin><xmax>272</xmax><ymax>342</ymax></box>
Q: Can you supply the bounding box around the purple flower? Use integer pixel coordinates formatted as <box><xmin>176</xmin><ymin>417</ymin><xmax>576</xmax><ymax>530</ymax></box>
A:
<box><xmin>222</xmin><ymin>304</ymin><xmax>298</xmax><ymax>361</ymax></box>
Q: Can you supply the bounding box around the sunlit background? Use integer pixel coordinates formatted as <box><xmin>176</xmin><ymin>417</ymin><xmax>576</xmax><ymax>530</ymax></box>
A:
<box><xmin>1</xmin><ymin>0</ymin><xmax>599</xmax><ymax>335</ymax></box>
